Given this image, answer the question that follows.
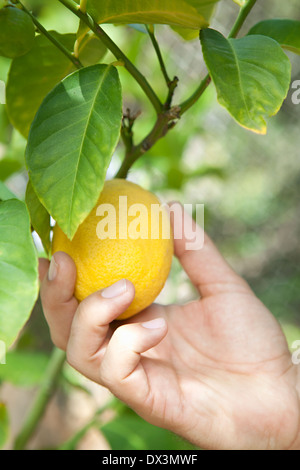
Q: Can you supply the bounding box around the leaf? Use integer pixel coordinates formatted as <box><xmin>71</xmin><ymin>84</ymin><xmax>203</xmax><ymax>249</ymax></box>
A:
<box><xmin>25</xmin><ymin>180</ymin><xmax>51</xmax><ymax>256</ymax></box>
<box><xmin>0</xmin><ymin>199</ymin><xmax>39</xmax><ymax>348</ymax></box>
<box><xmin>77</xmin><ymin>33</ymin><xmax>107</xmax><ymax>66</ymax></box>
<box><xmin>171</xmin><ymin>25</ymin><xmax>200</xmax><ymax>41</ymax></box>
<box><xmin>0</xmin><ymin>403</ymin><xmax>9</xmax><ymax>449</ymax></box>
<box><xmin>101</xmin><ymin>407</ymin><xmax>196</xmax><ymax>450</ymax></box>
<box><xmin>0</xmin><ymin>350</ymin><xmax>49</xmax><ymax>387</ymax></box>
<box><xmin>0</xmin><ymin>159</ymin><xmax>23</xmax><ymax>182</ymax></box>
<box><xmin>6</xmin><ymin>32</ymin><xmax>76</xmax><ymax>138</ymax></box>
<box><xmin>200</xmin><ymin>29</ymin><xmax>291</xmax><ymax>134</ymax></box>
<box><xmin>26</xmin><ymin>64</ymin><xmax>122</xmax><ymax>239</ymax></box>
<box><xmin>0</xmin><ymin>182</ymin><xmax>16</xmax><ymax>201</ymax></box>
<box><xmin>86</xmin><ymin>0</ymin><xmax>219</xmax><ymax>29</ymax></box>
<box><xmin>247</xmin><ymin>19</ymin><xmax>300</xmax><ymax>55</ymax></box>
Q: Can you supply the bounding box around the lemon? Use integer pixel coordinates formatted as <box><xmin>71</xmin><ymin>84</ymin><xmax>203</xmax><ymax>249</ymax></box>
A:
<box><xmin>0</xmin><ymin>6</ymin><xmax>35</xmax><ymax>59</ymax></box>
<box><xmin>52</xmin><ymin>179</ymin><xmax>173</xmax><ymax>320</ymax></box>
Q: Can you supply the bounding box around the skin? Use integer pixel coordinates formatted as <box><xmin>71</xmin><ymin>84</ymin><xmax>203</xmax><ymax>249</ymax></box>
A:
<box><xmin>39</xmin><ymin>203</ymin><xmax>300</xmax><ymax>450</ymax></box>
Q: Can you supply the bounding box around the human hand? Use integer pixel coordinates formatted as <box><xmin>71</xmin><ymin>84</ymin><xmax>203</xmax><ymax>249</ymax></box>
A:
<box><xmin>39</xmin><ymin>203</ymin><xmax>300</xmax><ymax>450</ymax></box>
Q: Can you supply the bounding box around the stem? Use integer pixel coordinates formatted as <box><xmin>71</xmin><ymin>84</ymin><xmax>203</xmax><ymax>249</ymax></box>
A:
<box><xmin>116</xmin><ymin>107</ymin><xmax>180</xmax><ymax>179</ymax></box>
<box><xmin>13</xmin><ymin>348</ymin><xmax>66</xmax><ymax>450</ymax></box>
<box><xmin>15</xmin><ymin>1</ymin><xmax>83</xmax><ymax>69</ymax></box>
<box><xmin>228</xmin><ymin>0</ymin><xmax>258</xmax><ymax>38</ymax></box>
<box><xmin>179</xmin><ymin>74</ymin><xmax>211</xmax><ymax>116</ymax></box>
<box><xmin>58</xmin><ymin>0</ymin><xmax>163</xmax><ymax>114</ymax></box>
<box><xmin>146</xmin><ymin>25</ymin><xmax>171</xmax><ymax>86</ymax></box>
<box><xmin>79</xmin><ymin>0</ymin><xmax>87</xmax><ymax>14</ymax></box>
<box><xmin>178</xmin><ymin>0</ymin><xmax>257</xmax><ymax>116</ymax></box>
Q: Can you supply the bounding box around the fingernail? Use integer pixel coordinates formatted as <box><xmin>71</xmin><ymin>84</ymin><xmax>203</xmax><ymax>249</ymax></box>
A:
<box><xmin>141</xmin><ymin>318</ymin><xmax>166</xmax><ymax>329</ymax></box>
<box><xmin>102</xmin><ymin>279</ymin><xmax>128</xmax><ymax>299</ymax></box>
<box><xmin>48</xmin><ymin>256</ymin><xmax>58</xmax><ymax>281</ymax></box>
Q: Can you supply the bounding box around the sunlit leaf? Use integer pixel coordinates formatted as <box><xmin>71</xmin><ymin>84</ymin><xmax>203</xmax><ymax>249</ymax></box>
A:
<box><xmin>86</xmin><ymin>0</ymin><xmax>219</xmax><ymax>29</ymax></box>
<box><xmin>0</xmin><ymin>199</ymin><xmax>38</xmax><ymax>348</ymax></box>
<box><xmin>26</xmin><ymin>64</ymin><xmax>122</xmax><ymax>239</ymax></box>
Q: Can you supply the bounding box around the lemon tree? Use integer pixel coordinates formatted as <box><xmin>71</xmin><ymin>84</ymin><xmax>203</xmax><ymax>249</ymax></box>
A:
<box><xmin>0</xmin><ymin>0</ymin><xmax>299</xmax><ymax>451</ymax></box>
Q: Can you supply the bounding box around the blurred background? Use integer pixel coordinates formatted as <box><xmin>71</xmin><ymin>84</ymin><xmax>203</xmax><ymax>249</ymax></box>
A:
<box><xmin>0</xmin><ymin>0</ymin><xmax>299</xmax><ymax>450</ymax></box>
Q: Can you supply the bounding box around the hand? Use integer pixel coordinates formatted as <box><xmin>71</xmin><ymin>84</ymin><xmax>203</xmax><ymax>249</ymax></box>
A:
<box><xmin>39</xmin><ymin>203</ymin><xmax>300</xmax><ymax>450</ymax></box>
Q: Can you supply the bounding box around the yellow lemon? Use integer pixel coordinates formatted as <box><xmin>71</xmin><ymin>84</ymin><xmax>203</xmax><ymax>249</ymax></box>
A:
<box><xmin>52</xmin><ymin>179</ymin><xmax>173</xmax><ymax>320</ymax></box>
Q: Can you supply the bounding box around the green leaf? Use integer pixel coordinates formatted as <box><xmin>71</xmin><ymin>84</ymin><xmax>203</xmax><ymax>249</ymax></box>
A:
<box><xmin>247</xmin><ymin>19</ymin><xmax>300</xmax><ymax>55</ymax></box>
<box><xmin>0</xmin><ymin>403</ymin><xmax>9</xmax><ymax>449</ymax></box>
<box><xmin>6</xmin><ymin>32</ymin><xmax>76</xmax><ymax>138</ymax></box>
<box><xmin>0</xmin><ymin>350</ymin><xmax>49</xmax><ymax>387</ymax></box>
<box><xmin>77</xmin><ymin>33</ymin><xmax>107</xmax><ymax>66</ymax></box>
<box><xmin>86</xmin><ymin>0</ymin><xmax>219</xmax><ymax>29</ymax></box>
<box><xmin>26</xmin><ymin>64</ymin><xmax>122</xmax><ymax>239</ymax></box>
<box><xmin>200</xmin><ymin>29</ymin><xmax>291</xmax><ymax>134</ymax></box>
<box><xmin>171</xmin><ymin>25</ymin><xmax>200</xmax><ymax>41</ymax></box>
<box><xmin>25</xmin><ymin>180</ymin><xmax>51</xmax><ymax>256</ymax></box>
<box><xmin>0</xmin><ymin>159</ymin><xmax>23</xmax><ymax>182</ymax></box>
<box><xmin>101</xmin><ymin>407</ymin><xmax>196</xmax><ymax>450</ymax></box>
<box><xmin>0</xmin><ymin>181</ymin><xmax>16</xmax><ymax>201</ymax></box>
<box><xmin>0</xmin><ymin>199</ymin><xmax>39</xmax><ymax>348</ymax></box>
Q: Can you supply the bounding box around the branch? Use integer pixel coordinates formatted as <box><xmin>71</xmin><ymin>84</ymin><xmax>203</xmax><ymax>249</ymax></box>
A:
<box><xmin>116</xmin><ymin>106</ymin><xmax>180</xmax><ymax>179</ymax></box>
<box><xmin>58</xmin><ymin>0</ymin><xmax>163</xmax><ymax>114</ymax></box>
<box><xmin>146</xmin><ymin>25</ymin><xmax>171</xmax><ymax>86</ymax></box>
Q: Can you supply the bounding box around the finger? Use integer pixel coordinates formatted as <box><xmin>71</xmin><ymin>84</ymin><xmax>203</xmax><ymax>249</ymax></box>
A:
<box><xmin>66</xmin><ymin>280</ymin><xmax>136</xmax><ymax>382</ymax></box>
<box><xmin>99</xmin><ymin>318</ymin><xmax>167</xmax><ymax>406</ymax></box>
<box><xmin>40</xmin><ymin>251</ymin><xmax>78</xmax><ymax>350</ymax></box>
<box><xmin>168</xmin><ymin>202</ymin><xmax>252</xmax><ymax>297</ymax></box>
